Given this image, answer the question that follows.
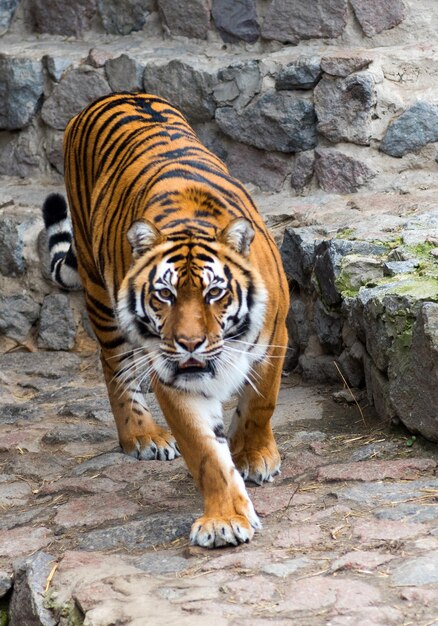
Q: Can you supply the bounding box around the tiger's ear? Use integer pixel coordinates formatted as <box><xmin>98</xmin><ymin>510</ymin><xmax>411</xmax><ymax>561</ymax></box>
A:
<box><xmin>127</xmin><ymin>220</ymin><xmax>164</xmax><ymax>258</ymax></box>
<box><xmin>219</xmin><ymin>218</ymin><xmax>255</xmax><ymax>257</ymax></box>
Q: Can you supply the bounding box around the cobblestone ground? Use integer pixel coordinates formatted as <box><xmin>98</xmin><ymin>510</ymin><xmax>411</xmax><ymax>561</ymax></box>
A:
<box><xmin>0</xmin><ymin>349</ymin><xmax>437</xmax><ymax>625</ymax></box>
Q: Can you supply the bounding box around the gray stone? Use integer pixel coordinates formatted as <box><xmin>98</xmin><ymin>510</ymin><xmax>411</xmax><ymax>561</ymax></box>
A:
<box><xmin>383</xmin><ymin>260</ymin><xmax>419</xmax><ymax>276</ymax></box>
<box><xmin>9</xmin><ymin>551</ymin><xmax>57</xmax><ymax>626</ymax></box>
<box><xmin>105</xmin><ymin>54</ymin><xmax>143</xmax><ymax>92</ymax></box>
<box><xmin>43</xmin><ymin>55</ymin><xmax>73</xmax><ymax>82</ymax></box>
<box><xmin>31</xmin><ymin>0</ymin><xmax>97</xmax><ymax>36</ymax></box>
<box><xmin>0</xmin><ymin>56</ymin><xmax>44</xmax><ymax>130</ymax></box>
<box><xmin>314</xmin><ymin>299</ymin><xmax>343</xmax><ymax>353</ymax></box>
<box><xmin>0</xmin><ymin>404</ymin><xmax>41</xmax><ymax>425</ymax></box>
<box><xmin>0</xmin><ymin>215</ymin><xmax>26</xmax><ymax>276</ymax></box>
<box><xmin>143</xmin><ymin>60</ymin><xmax>216</xmax><ymax>123</ymax></box>
<box><xmin>280</xmin><ymin>226</ymin><xmax>323</xmax><ymax>288</ymax></box>
<box><xmin>0</xmin><ymin>350</ymin><xmax>81</xmax><ymax>379</ymax></box>
<box><xmin>375</xmin><ymin>504</ymin><xmax>438</xmax><ymax>523</ymax></box>
<box><xmin>41</xmin><ymin>67</ymin><xmax>111</xmax><ymax>131</ymax></box>
<box><xmin>226</xmin><ymin>142</ymin><xmax>291</xmax><ymax>192</ymax></box>
<box><xmin>391</xmin><ymin>553</ymin><xmax>438</xmax><ymax>587</ymax></box>
<box><xmin>44</xmin><ymin>129</ymin><xmax>64</xmax><ymax>175</ymax></box>
<box><xmin>37</xmin><ymin>294</ymin><xmax>76</xmax><ymax>351</ymax></box>
<box><xmin>380</xmin><ymin>102</ymin><xmax>438</xmax><ymax>158</ymax></box>
<box><xmin>337</xmin><ymin>479</ymin><xmax>438</xmax><ymax>505</ymax></box>
<box><xmin>0</xmin><ymin>294</ymin><xmax>41</xmax><ymax>342</ymax></box>
<box><xmin>350</xmin><ymin>441</ymin><xmax>397</xmax><ymax>462</ymax></box>
<box><xmin>71</xmin><ymin>452</ymin><xmax>137</xmax><ymax>476</ymax></box>
<box><xmin>42</xmin><ymin>423</ymin><xmax>115</xmax><ymax>445</ymax></box>
<box><xmin>214</xmin><ymin>60</ymin><xmax>261</xmax><ymax>110</ymax></box>
<box><xmin>314</xmin><ymin>73</ymin><xmax>376</xmax><ymax>145</ymax></box>
<box><xmin>97</xmin><ymin>0</ymin><xmax>155</xmax><ymax>35</ymax></box>
<box><xmin>390</xmin><ymin>303</ymin><xmax>438</xmax><ymax>441</ymax></box>
<box><xmin>0</xmin><ymin>0</ymin><xmax>19</xmax><ymax>32</ymax></box>
<box><xmin>262</xmin><ymin>557</ymin><xmax>310</xmax><ymax>577</ymax></box>
<box><xmin>0</xmin><ymin>124</ymin><xmax>46</xmax><ymax>178</ymax></box>
<box><xmin>212</xmin><ymin>0</ymin><xmax>259</xmax><ymax>43</ymax></box>
<box><xmin>0</xmin><ymin>571</ymin><xmax>12</xmax><ymax>599</ymax></box>
<box><xmin>133</xmin><ymin>552</ymin><xmax>189</xmax><ymax>574</ymax></box>
<box><xmin>216</xmin><ymin>92</ymin><xmax>317</xmax><ymax>153</ymax></box>
<box><xmin>287</xmin><ymin>297</ymin><xmax>311</xmax><ymax>350</ymax></box>
<box><xmin>276</xmin><ymin>57</ymin><xmax>321</xmax><ymax>90</ymax></box>
<box><xmin>78</xmin><ymin>512</ymin><xmax>193</xmax><ymax>550</ymax></box>
<box><xmin>315</xmin><ymin>148</ymin><xmax>376</xmax><ymax>194</ymax></box>
<box><xmin>299</xmin><ymin>353</ymin><xmax>340</xmax><ymax>383</ymax></box>
<box><xmin>314</xmin><ymin>239</ymin><xmax>386</xmax><ymax>308</ymax></box>
<box><xmin>337</xmin><ymin>343</ymin><xmax>364</xmax><ymax>388</ymax></box>
<box><xmin>321</xmin><ymin>55</ymin><xmax>372</xmax><ymax>77</ymax></box>
<box><xmin>262</xmin><ymin>0</ymin><xmax>347</xmax><ymax>44</ymax></box>
<box><xmin>290</xmin><ymin>151</ymin><xmax>315</xmax><ymax>191</ymax></box>
<box><xmin>159</xmin><ymin>0</ymin><xmax>211</xmax><ymax>39</ymax></box>
<box><xmin>350</xmin><ymin>0</ymin><xmax>406</xmax><ymax>37</ymax></box>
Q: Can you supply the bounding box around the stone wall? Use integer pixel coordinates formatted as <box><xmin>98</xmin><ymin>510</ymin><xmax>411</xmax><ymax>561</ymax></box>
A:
<box><xmin>0</xmin><ymin>0</ymin><xmax>437</xmax><ymax>439</ymax></box>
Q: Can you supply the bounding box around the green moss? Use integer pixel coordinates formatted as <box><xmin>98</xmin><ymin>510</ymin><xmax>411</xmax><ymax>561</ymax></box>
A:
<box><xmin>0</xmin><ymin>599</ymin><xmax>8</xmax><ymax>626</ymax></box>
<box><xmin>335</xmin><ymin>228</ymin><xmax>356</xmax><ymax>240</ymax></box>
<box><xmin>44</xmin><ymin>594</ymin><xmax>84</xmax><ymax>626</ymax></box>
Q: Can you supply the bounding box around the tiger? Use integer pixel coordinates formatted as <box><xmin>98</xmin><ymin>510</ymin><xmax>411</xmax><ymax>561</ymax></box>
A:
<box><xmin>41</xmin><ymin>92</ymin><xmax>289</xmax><ymax>548</ymax></box>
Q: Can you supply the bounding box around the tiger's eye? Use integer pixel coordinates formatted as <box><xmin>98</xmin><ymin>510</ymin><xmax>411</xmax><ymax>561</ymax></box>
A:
<box><xmin>209</xmin><ymin>287</ymin><xmax>223</xmax><ymax>298</ymax></box>
<box><xmin>159</xmin><ymin>288</ymin><xmax>172</xmax><ymax>299</ymax></box>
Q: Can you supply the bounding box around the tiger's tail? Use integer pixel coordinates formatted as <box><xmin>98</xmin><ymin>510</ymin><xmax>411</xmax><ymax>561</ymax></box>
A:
<box><xmin>42</xmin><ymin>193</ymin><xmax>82</xmax><ymax>291</ymax></box>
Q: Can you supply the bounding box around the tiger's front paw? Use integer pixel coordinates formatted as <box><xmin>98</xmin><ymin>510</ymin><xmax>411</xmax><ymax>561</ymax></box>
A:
<box><xmin>120</xmin><ymin>425</ymin><xmax>180</xmax><ymax>461</ymax></box>
<box><xmin>190</xmin><ymin>513</ymin><xmax>261</xmax><ymax>548</ymax></box>
<box><xmin>232</xmin><ymin>446</ymin><xmax>281</xmax><ymax>485</ymax></box>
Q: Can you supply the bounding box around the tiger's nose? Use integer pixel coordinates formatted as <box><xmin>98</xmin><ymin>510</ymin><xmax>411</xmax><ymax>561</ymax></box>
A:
<box><xmin>175</xmin><ymin>336</ymin><xmax>206</xmax><ymax>353</ymax></box>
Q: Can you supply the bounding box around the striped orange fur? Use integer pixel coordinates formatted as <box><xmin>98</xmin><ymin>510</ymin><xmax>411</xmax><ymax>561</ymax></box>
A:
<box><xmin>42</xmin><ymin>93</ymin><xmax>289</xmax><ymax>547</ymax></box>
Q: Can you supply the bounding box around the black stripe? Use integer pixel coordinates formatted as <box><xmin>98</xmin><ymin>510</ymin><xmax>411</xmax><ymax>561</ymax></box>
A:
<box><xmin>48</xmin><ymin>232</ymin><xmax>71</xmax><ymax>250</ymax></box>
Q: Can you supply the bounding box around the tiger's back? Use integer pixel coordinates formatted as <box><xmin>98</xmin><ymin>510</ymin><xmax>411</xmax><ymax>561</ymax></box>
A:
<box><xmin>44</xmin><ymin>92</ymin><xmax>289</xmax><ymax>548</ymax></box>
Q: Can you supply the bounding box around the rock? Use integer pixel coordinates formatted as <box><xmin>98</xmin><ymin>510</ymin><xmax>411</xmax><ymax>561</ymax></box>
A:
<box><xmin>42</xmin><ymin>423</ymin><xmax>115</xmax><ymax>445</ymax></box>
<box><xmin>391</xmin><ymin>553</ymin><xmax>438</xmax><ymax>586</ymax></box>
<box><xmin>104</xmin><ymin>54</ymin><xmax>143</xmax><ymax>92</ymax></box>
<box><xmin>54</xmin><ymin>493</ymin><xmax>140</xmax><ymax>530</ymax></box>
<box><xmin>212</xmin><ymin>0</ymin><xmax>259</xmax><ymax>43</ymax></box>
<box><xmin>0</xmin><ymin>56</ymin><xmax>44</xmax><ymax>130</ymax></box>
<box><xmin>0</xmin><ymin>124</ymin><xmax>46</xmax><ymax>178</ymax></box>
<box><xmin>275</xmin><ymin>57</ymin><xmax>321</xmax><ymax>90</ymax></box>
<box><xmin>273</xmin><ymin>524</ymin><xmax>324</xmax><ymax>549</ymax></box>
<box><xmin>0</xmin><ymin>570</ymin><xmax>12</xmax><ymax>598</ymax></box>
<box><xmin>383</xmin><ymin>260</ymin><xmax>419</xmax><ymax>276</ymax></box>
<box><xmin>41</xmin><ymin>67</ymin><xmax>111</xmax><ymax>131</ymax></box>
<box><xmin>315</xmin><ymin>149</ymin><xmax>375</xmax><ymax>194</ymax></box>
<box><xmin>97</xmin><ymin>0</ymin><xmax>155</xmax><ymax>35</ymax></box>
<box><xmin>214</xmin><ymin>60</ymin><xmax>261</xmax><ymax>110</ymax></box>
<box><xmin>143</xmin><ymin>60</ymin><xmax>216</xmax><ymax>123</ymax></box>
<box><xmin>380</xmin><ymin>102</ymin><xmax>438</xmax><ymax>157</ymax></box>
<box><xmin>158</xmin><ymin>0</ymin><xmax>211</xmax><ymax>39</ymax></box>
<box><xmin>216</xmin><ymin>92</ymin><xmax>317</xmax><ymax>153</ymax></box>
<box><xmin>0</xmin><ymin>215</ymin><xmax>27</xmax><ymax>276</ymax></box>
<box><xmin>280</xmin><ymin>226</ymin><xmax>323</xmax><ymax>288</ymax></box>
<box><xmin>0</xmin><ymin>526</ymin><xmax>53</xmax><ymax>559</ymax></box>
<box><xmin>331</xmin><ymin>550</ymin><xmax>394</xmax><ymax>572</ymax></box>
<box><xmin>314</xmin><ymin>72</ymin><xmax>376</xmax><ymax>145</ymax></box>
<box><xmin>0</xmin><ymin>404</ymin><xmax>42</xmax><ymax>425</ymax></box>
<box><xmin>290</xmin><ymin>151</ymin><xmax>315</xmax><ymax>191</ymax></box>
<box><xmin>78</xmin><ymin>512</ymin><xmax>193</xmax><ymax>550</ymax></box>
<box><xmin>225</xmin><ymin>142</ymin><xmax>291</xmax><ymax>192</ymax></box>
<box><xmin>313</xmin><ymin>239</ymin><xmax>385</xmax><ymax>308</ymax></box>
<box><xmin>37</xmin><ymin>294</ymin><xmax>76</xmax><ymax>351</ymax></box>
<box><xmin>85</xmin><ymin>48</ymin><xmax>114</xmax><ymax>69</ymax></box>
<box><xmin>321</xmin><ymin>54</ymin><xmax>372</xmax><ymax>77</ymax></box>
<box><xmin>350</xmin><ymin>441</ymin><xmax>397</xmax><ymax>462</ymax></box>
<box><xmin>287</xmin><ymin>297</ymin><xmax>311</xmax><ymax>349</ymax></box>
<box><xmin>337</xmin><ymin>342</ymin><xmax>365</xmax><ymax>387</ymax></box>
<box><xmin>31</xmin><ymin>0</ymin><xmax>97</xmax><ymax>36</ymax></box>
<box><xmin>262</xmin><ymin>558</ymin><xmax>310</xmax><ymax>577</ymax></box>
<box><xmin>314</xmin><ymin>299</ymin><xmax>343</xmax><ymax>353</ymax></box>
<box><xmin>43</xmin><ymin>55</ymin><xmax>73</xmax><ymax>82</ymax></box>
<box><xmin>299</xmin><ymin>353</ymin><xmax>340</xmax><ymax>383</ymax></box>
<box><xmin>390</xmin><ymin>303</ymin><xmax>438</xmax><ymax>441</ymax></box>
<box><xmin>317</xmin><ymin>458</ymin><xmax>436</xmax><ymax>482</ymax></box>
<box><xmin>9</xmin><ymin>552</ymin><xmax>57</xmax><ymax>626</ymax></box>
<box><xmin>350</xmin><ymin>0</ymin><xmax>406</xmax><ymax>37</ymax></box>
<box><xmin>353</xmin><ymin>518</ymin><xmax>427</xmax><ymax>542</ymax></box>
<box><xmin>0</xmin><ymin>294</ymin><xmax>41</xmax><ymax>342</ymax></box>
<box><xmin>0</xmin><ymin>0</ymin><xmax>19</xmax><ymax>32</ymax></box>
<box><xmin>0</xmin><ymin>350</ymin><xmax>81</xmax><ymax>379</ymax></box>
<box><xmin>369</xmin><ymin>362</ymin><xmax>397</xmax><ymax>420</ymax></box>
<box><xmin>262</xmin><ymin>0</ymin><xmax>347</xmax><ymax>44</ymax></box>
<box><xmin>44</xmin><ymin>128</ymin><xmax>64</xmax><ymax>175</ymax></box>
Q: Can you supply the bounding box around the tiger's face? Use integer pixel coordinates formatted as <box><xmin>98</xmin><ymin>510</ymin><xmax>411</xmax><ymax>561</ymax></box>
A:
<box><xmin>117</xmin><ymin>218</ymin><xmax>267</xmax><ymax>397</ymax></box>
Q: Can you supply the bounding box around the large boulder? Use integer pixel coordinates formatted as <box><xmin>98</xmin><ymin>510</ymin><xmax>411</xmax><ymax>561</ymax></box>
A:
<box><xmin>380</xmin><ymin>102</ymin><xmax>438</xmax><ymax>158</ymax></box>
<box><xmin>0</xmin><ymin>56</ymin><xmax>44</xmax><ymax>130</ymax></box>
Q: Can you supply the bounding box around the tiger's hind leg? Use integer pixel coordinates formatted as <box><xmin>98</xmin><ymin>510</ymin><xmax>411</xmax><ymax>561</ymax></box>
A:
<box><xmin>100</xmin><ymin>346</ymin><xmax>180</xmax><ymax>460</ymax></box>
<box><xmin>228</xmin><ymin>326</ymin><xmax>287</xmax><ymax>485</ymax></box>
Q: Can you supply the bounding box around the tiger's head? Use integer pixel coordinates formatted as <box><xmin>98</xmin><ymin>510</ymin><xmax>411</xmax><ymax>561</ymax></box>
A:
<box><xmin>116</xmin><ymin>218</ymin><xmax>267</xmax><ymax>396</ymax></box>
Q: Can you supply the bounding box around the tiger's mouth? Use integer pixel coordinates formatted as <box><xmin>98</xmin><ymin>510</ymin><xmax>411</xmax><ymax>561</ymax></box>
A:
<box><xmin>175</xmin><ymin>358</ymin><xmax>213</xmax><ymax>376</ymax></box>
